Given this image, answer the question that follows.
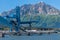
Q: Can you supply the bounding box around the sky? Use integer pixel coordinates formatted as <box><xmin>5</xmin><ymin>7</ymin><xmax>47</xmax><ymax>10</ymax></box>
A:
<box><xmin>0</xmin><ymin>0</ymin><xmax>60</xmax><ymax>13</ymax></box>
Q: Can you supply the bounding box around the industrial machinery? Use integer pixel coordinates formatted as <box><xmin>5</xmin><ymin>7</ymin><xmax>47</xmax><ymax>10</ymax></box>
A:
<box><xmin>0</xmin><ymin>6</ymin><xmax>39</xmax><ymax>37</ymax></box>
<box><xmin>8</xmin><ymin>6</ymin><xmax>38</xmax><ymax>33</ymax></box>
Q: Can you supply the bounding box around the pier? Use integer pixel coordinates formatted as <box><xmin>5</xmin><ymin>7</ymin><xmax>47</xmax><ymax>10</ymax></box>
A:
<box><xmin>0</xmin><ymin>28</ymin><xmax>60</xmax><ymax>37</ymax></box>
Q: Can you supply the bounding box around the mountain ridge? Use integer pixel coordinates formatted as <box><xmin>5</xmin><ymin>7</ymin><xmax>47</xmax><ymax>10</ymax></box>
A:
<box><xmin>0</xmin><ymin>2</ymin><xmax>60</xmax><ymax>28</ymax></box>
<box><xmin>1</xmin><ymin>2</ymin><xmax>60</xmax><ymax>16</ymax></box>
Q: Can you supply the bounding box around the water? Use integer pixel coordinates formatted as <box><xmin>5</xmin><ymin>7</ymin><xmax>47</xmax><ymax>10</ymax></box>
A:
<box><xmin>0</xmin><ymin>33</ymin><xmax>60</xmax><ymax>40</ymax></box>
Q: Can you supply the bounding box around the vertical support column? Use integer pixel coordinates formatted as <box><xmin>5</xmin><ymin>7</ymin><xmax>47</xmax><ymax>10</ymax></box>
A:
<box><xmin>29</xmin><ymin>23</ymin><xmax>31</xmax><ymax>30</ymax></box>
<box><xmin>27</xmin><ymin>23</ymin><xmax>31</xmax><ymax>36</ymax></box>
<box><xmin>15</xmin><ymin>6</ymin><xmax>20</xmax><ymax>32</ymax></box>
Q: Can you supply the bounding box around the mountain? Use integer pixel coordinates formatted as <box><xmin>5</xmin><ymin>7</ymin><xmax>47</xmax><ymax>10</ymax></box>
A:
<box><xmin>1</xmin><ymin>2</ymin><xmax>60</xmax><ymax>17</ymax></box>
<box><xmin>20</xmin><ymin>2</ymin><xmax>60</xmax><ymax>15</ymax></box>
<box><xmin>0</xmin><ymin>2</ymin><xmax>60</xmax><ymax>28</ymax></box>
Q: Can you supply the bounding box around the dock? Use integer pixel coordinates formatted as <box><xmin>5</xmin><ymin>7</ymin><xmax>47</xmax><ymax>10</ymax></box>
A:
<box><xmin>0</xmin><ymin>28</ymin><xmax>60</xmax><ymax>37</ymax></box>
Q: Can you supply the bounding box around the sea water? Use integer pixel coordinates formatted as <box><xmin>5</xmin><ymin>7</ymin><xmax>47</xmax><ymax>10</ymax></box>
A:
<box><xmin>0</xmin><ymin>33</ymin><xmax>60</xmax><ymax>40</ymax></box>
